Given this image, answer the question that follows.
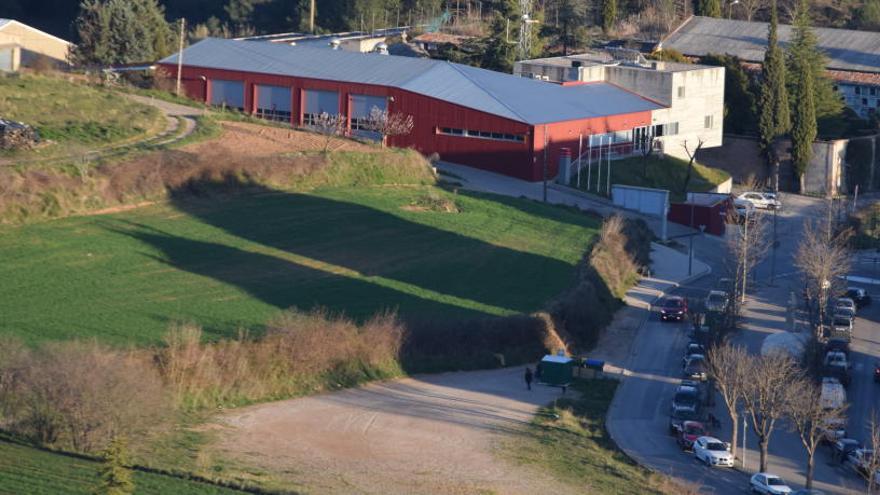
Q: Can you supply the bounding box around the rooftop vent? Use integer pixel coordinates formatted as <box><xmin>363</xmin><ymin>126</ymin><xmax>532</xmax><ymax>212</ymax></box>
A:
<box><xmin>571</xmin><ymin>60</ymin><xmax>582</xmax><ymax>68</ymax></box>
<box><xmin>605</xmin><ymin>47</ymin><xmax>650</xmax><ymax>68</ymax></box>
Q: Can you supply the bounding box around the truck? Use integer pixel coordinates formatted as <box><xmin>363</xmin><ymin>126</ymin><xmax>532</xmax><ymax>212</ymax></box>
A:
<box><xmin>820</xmin><ymin>377</ymin><xmax>847</xmax><ymax>443</ymax></box>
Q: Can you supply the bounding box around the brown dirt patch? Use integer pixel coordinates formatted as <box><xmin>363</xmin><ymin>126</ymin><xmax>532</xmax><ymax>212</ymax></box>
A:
<box><xmin>182</xmin><ymin>121</ymin><xmax>379</xmax><ymax>158</ymax></box>
<box><xmin>208</xmin><ymin>367</ymin><xmax>579</xmax><ymax>495</ymax></box>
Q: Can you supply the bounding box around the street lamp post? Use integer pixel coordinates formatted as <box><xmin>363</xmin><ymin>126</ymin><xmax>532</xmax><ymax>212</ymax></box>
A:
<box><xmin>742</xmin><ymin>415</ymin><xmax>748</xmax><ymax>470</ymax></box>
<box><xmin>770</xmin><ymin>205</ymin><xmax>778</xmax><ymax>286</ymax></box>
<box><xmin>728</xmin><ymin>0</ymin><xmax>741</xmax><ymax>19</ymax></box>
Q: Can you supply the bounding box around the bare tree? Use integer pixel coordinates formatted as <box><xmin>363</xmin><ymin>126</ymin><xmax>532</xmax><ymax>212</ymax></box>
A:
<box><xmin>794</xmin><ymin>214</ymin><xmax>852</xmax><ymax>339</ymax></box>
<box><xmin>736</xmin><ymin>0</ymin><xmax>763</xmax><ymax>21</ymax></box>
<box><xmin>785</xmin><ymin>376</ymin><xmax>847</xmax><ymax>489</ymax></box>
<box><xmin>866</xmin><ymin>413</ymin><xmax>880</xmax><ymax>491</ymax></box>
<box><xmin>725</xmin><ymin>202</ymin><xmax>769</xmax><ymax>318</ymax></box>
<box><xmin>706</xmin><ymin>341</ymin><xmax>750</xmax><ymax>464</ymax></box>
<box><xmin>312</xmin><ymin>112</ymin><xmax>347</xmax><ymax>153</ymax></box>
<box><xmin>680</xmin><ymin>138</ymin><xmax>705</xmax><ymax>194</ymax></box>
<box><xmin>741</xmin><ymin>351</ymin><xmax>799</xmax><ymax>472</ymax></box>
<box><xmin>367</xmin><ymin>106</ymin><xmax>414</xmax><ymax>147</ymax></box>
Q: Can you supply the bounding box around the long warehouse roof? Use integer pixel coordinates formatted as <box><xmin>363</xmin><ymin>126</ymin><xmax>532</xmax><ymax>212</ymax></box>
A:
<box><xmin>160</xmin><ymin>37</ymin><xmax>663</xmax><ymax>125</ymax></box>
<box><xmin>663</xmin><ymin>16</ymin><xmax>880</xmax><ymax>74</ymax></box>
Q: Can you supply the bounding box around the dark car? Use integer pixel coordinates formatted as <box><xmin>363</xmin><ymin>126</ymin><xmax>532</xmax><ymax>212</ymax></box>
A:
<box><xmin>668</xmin><ymin>408</ymin><xmax>700</xmax><ymax>435</ymax></box>
<box><xmin>846</xmin><ymin>287</ymin><xmax>871</xmax><ymax>308</ymax></box>
<box><xmin>683</xmin><ymin>354</ymin><xmax>708</xmax><ymax>381</ymax></box>
<box><xmin>825</xmin><ymin>363</ymin><xmax>852</xmax><ymax>388</ymax></box>
<box><xmin>660</xmin><ymin>296</ymin><xmax>688</xmax><ymax>322</ymax></box>
<box><xmin>825</xmin><ymin>338</ymin><xmax>850</xmax><ymax>357</ymax></box>
<box><xmin>682</xmin><ymin>343</ymin><xmax>705</xmax><ymax>366</ymax></box>
<box><xmin>833</xmin><ymin>438</ymin><xmax>862</xmax><ymax>464</ymax></box>
<box><xmin>672</xmin><ymin>384</ymin><xmax>701</xmax><ymax>414</ymax></box>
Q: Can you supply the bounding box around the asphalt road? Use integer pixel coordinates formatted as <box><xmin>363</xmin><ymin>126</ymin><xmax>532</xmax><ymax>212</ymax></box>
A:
<box><xmin>610</xmin><ymin>193</ymin><xmax>880</xmax><ymax>494</ymax></box>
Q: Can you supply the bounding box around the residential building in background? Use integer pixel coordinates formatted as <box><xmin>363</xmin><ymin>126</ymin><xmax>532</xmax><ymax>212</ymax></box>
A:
<box><xmin>514</xmin><ymin>49</ymin><xmax>725</xmax><ymax>162</ymax></box>
<box><xmin>0</xmin><ymin>19</ymin><xmax>71</xmax><ymax>71</ymax></box>
<box><xmin>160</xmin><ymin>37</ymin><xmax>666</xmax><ymax>182</ymax></box>
<box><xmin>661</xmin><ymin>15</ymin><xmax>880</xmax><ymax>119</ymax></box>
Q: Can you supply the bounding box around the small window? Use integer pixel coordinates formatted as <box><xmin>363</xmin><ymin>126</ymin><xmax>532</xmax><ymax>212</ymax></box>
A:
<box><xmin>871</xmin><ymin>87</ymin><xmax>877</xmax><ymax>96</ymax></box>
<box><xmin>704</xmin><ymin>115</ymin><xmax>714</xmax><ymax>129</ymax></box>
<box><xmin>677</xmin><ymin>86</ymin><xmax>685</xmax><ymax>98</ymax></box>
<box><xmin>856</xmin><ymin>86</ymin><xmax>862</xmax><ymax>95</ymax></box>
<box><xmin>863</xmin><ymin>98</ymin><xmax>869</xmax><ymax>106</ymax></box>
<box><xmin>667</xmin><ymin>122</ymin><xmax>679</xmax><ymax>135</ymax></box>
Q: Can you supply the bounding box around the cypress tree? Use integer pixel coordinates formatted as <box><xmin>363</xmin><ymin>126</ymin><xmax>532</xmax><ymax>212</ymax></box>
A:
<box><xmin>700</xmin><ymin>0</ymin><xmax>722</xmax><ymax>17</ymax></box>
<box><xmin>758</xmin><ymin>0</ymin><xmax>789</xmax><ymax>151</ymax></box>
<box><xmin>789</xmin><ymin>0</ymin><xmax>818</xmax><ymax>192</ymax></box>
<box><xmin>95</xmin><ymin>436</ymin><xmax>134</xmax><ymax>495</ymax></box>
<box><xmin>603</xmin><ymin>0</ymin><xmax>618</xmax><ymax>33</ymax></box>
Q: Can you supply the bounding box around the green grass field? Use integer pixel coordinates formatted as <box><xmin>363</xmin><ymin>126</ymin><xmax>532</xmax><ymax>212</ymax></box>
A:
<box><xmin>0</xmin><ymin>74</ymin><xmax>163</xmax><ymax>157</ymax></box>
<box><xmin>0</xmin><ymin>185</ymin><xmax>598</xmax><ymax>346</ymax></box>
<box><xmin>573</xmin><ymin>155</ymin><xmax>730</xmax><ymax>202</ymax></box>
<box><xmin>0</xmin><ymin>439</ymin><xmax>252</xmax><ymax>495</ymax></box>
<box><xmin>506</xmin><ymin>379</ymin><xmax>681</xmax><ymax>495</ymax></box>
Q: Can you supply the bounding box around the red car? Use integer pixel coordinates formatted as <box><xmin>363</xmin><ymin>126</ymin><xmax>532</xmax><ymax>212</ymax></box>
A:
<box><xmin>660</xmin><ymin>296</ymin><xmax>688</xmax><ymax>321</ymax></box>
<box><xmin>678</xmin><ymin>420</ymin><xmax>707</xmax><ymax>451</ymax></box>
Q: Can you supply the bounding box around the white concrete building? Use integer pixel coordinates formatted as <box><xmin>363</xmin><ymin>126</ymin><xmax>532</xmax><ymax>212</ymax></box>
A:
<box><xmin>514</xmin><ymin>49</ymin><xmax>725</xmax><ymax>161</ymax></box>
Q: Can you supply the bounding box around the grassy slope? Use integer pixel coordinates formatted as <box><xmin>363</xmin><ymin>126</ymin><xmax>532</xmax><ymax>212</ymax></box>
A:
<box><xmin>505</xmin><ymin>380</ymin><xmax>675</xmax><ymax>495</ymax></box>
<box><xmin>0</xmin><ymin>440</ymin><xmax>252</xmax><ymax>495</ymax></box>
<box><xmin>574</xmin><ymin>155</ymin><xmax>730</xmax><ymax>202</ymax></box>
<box><xmin>0</xmin><ymin>186</ymin><xmax>597</xmax><ymax>346</ymax></box>
<box><xmin>0</xmin><ymin>74</ymin><xmax>163</xmax><ymax>157</ymax></box>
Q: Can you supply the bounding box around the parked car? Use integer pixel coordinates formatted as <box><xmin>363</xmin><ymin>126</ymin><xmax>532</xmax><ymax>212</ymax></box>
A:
<box><xmin>739</xmin><ymin>191</ymin><xmax>782</xmax><ymax>210</ymax></box>
<box><xmin>693</xmin><ymin>436</ymin><xmax>734</xmax><ymax>467</ymax></box>
<box><xmin>669</xmin><ymin>408</ymin><xmax>700</xmax><ymax>435</ymax></box>
<box><xmin>678</xmin><ymin>420</ymin><xmax>707</xmax><ymax>451</ymax></box>
<box><xmin>835</xmin><ymin>297</ymin><xmax>857</xmax><ymax>315</ymax></box>
<box><xmin>683</xmin><ymin>354</ymin><xmax>708</xmax><ymax>381</ymax></box>
<box><xmin>846</xmin><ymin>287</ymin><xmax>871</xmax><ymax>307</ymax></box>
<box><xmin>831</xmin><ymin>315</ymin><xmax>854</xmax><ymax>334</ymax></box>
<box><xmin>833</xmin><ymin>306</ymin><xmax>855</xmax><ymax>323</ymax></box>
<box><xmin>846</xmin><ymin>448</ymin><xmax>880</xmax><ymax>481</ymax></box>
<box><xmin>682</xmin><ymin>343</ymin><xmax>705</xmax><ymax>366</ymax></box>
<box><xmin>660</xmin><ymin>296</ymin><xmax>688</xmax><ymax>322</ymax></box>
<box><xmin>705</xmin><ymin>290</ymin><xmax>729</xmax><ymax>313</ymax></box>
<box><xmin>832</xmin><ymin>438</ymin><xmax>862</xmax><ymax>464</ymax></box>
<box><xmin>791</xmin><ymin>490</ymin><xmax>825</xmax><ymax>495</ymax></box>
<box><xmin>825</xmin><ymin>338</ymin><xmax>850</xmax><ymax>357</ymax></box>
<box><xmin>672</xmin><ymin>384</ymin><xmax>701</xmax><ymax>414</ymax></box>
<box><xmin>749</xmin><ymin>473</ymin><xmax>792</xmax><ymax>494</ymax></box>
<box><xmin>734</xmin><ymin>199</ymin><xmax>756</xmax><ymax>223</ymax></box>
<box><xmin>824</xmin><ymin>350</ymin><xmax>850</xmax><ymax>370</ymax></box>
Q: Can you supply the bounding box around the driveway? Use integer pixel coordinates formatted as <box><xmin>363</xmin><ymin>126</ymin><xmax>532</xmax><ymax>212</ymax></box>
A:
<box><xmin>210</xmin><ymin>367</ymin><xmax>579</xmax><ymax>495</ymax></box>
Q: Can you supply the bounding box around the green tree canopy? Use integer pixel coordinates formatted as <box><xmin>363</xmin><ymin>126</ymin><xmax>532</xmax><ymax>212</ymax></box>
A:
<box><xmin>789</xmin><ymin>0</ymin><xmax>819</xmax><ymax>189</ymax></box>
<box><xmin>758</xmin><ymin>0</ymin><xmax>790</xmax><ymax>150</ymax></box>
<box><xmin>603</xmin><ymin>0</ymin><xmax>618</xmax><ymax>33</ymax></box>
<box><xmin>702</xmin><ymin>54</ymin><xmax>759</xmax><ymax>134</ymax></box>
<box><xmin>699</xmin><ymin>0</ymin><xmax>722</xmax><ymax>17</ymax></box>
<box><xmin>72</xmin><ymin>0</ymin><xmax>173</xmax><ymax>67</ymax></box>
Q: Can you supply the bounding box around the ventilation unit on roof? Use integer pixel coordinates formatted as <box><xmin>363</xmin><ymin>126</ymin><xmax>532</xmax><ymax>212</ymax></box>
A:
<box><xmin>605</xmin><ymin>47</ymin><xmax>650</xmax><ymax>67</ymax></box>
<box><xmin>571</xmin><ymin>60</ymin><xmax>582</xmax><ymax>68</ymax></box>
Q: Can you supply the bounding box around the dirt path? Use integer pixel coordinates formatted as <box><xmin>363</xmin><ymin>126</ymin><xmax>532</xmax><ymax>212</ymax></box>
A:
<box><xmin>210</xmin><ymin>367</ymin><xmax>579</xmax><ymax>495</ymax></box>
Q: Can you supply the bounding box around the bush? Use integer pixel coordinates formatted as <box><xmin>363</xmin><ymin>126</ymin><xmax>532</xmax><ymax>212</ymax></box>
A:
<box><xmin>0</xmin><ymin>340</ymin><xmax>169</xmax><ymax>452</ymax></box>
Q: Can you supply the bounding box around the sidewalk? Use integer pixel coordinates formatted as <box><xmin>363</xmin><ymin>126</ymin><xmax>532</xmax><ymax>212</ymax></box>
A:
<box><xmin>590</xmin><ymin>242</ymin><xmax>710</xmax><ymax>375</ymax></box>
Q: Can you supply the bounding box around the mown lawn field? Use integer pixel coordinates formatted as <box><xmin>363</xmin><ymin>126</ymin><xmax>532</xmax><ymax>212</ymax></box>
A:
<box><xmin>0</xmin><ymin>185</ymin><xmax>598</xmax><ymax>346</ymax></box>
<box><xmin>0</xmin><ymin>74</ymin><xmax>164</xmax><ymax>158</ymax></box>
<box><xmin>572</xmin><ymin>155</ymin><xmax>730</xmax><ymax>202</ymax></box>
<box><xmin>0</xmin><ymin>439</ymin><xmax>252</xmax><ymax>495</ymax></box>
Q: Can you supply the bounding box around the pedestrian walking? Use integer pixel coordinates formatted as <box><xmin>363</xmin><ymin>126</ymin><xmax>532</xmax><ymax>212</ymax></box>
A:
<box><xmin>524</xmin><ymin>367</ymin><xmax>533</xmax><ymax>391</ymax></box>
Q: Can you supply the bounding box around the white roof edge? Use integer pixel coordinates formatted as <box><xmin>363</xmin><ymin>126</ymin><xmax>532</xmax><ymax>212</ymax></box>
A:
<box><xmin>0</xmin><ymin>19</ymin><xmax>73</xmax><ymax>46</ymax></box>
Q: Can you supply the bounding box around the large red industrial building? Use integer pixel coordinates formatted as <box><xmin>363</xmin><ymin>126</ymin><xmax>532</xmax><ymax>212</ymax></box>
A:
<box><xmin>159</xmin><ymin>38</ymin><xmax>663</xmax><ymax>181</ymax></box>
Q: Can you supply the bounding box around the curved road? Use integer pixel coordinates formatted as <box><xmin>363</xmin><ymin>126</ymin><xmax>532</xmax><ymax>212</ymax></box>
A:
<box><xmin>609</xmin><ymin>194</ymin><xmax>880</xmax><ymax>494</ymax></box>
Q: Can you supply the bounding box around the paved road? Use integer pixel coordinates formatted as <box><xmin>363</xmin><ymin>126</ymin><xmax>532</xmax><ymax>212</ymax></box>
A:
<box><xmin>610</xmin><ymin>193</ymin><xmax>879</xmax><ymax>494</ymax></box>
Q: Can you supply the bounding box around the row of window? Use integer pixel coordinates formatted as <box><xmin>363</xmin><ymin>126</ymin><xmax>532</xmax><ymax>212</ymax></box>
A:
<box><xmin>438</xmin><ymin>127</ymin><xmax>526</xmax><ymax>143</ymax></box>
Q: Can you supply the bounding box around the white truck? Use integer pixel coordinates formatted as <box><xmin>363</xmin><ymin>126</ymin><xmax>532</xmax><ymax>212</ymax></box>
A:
<box><xmin>820</xmin><ymin>377</ymin><xmax>847</xmax><ymax>443</ymax></box>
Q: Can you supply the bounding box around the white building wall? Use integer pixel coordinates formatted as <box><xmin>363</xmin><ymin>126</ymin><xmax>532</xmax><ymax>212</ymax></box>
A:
<box><xmin>654</xmin><ymin>68</ymin><xmax>725</xmax><ymax>160</ymax></box>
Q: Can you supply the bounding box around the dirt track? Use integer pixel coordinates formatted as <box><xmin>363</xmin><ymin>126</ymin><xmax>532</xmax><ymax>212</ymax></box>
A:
<box><xmin>211</xmin><ymin>367</ymin><xmax>579</xmax><ymax>495</ymax></box>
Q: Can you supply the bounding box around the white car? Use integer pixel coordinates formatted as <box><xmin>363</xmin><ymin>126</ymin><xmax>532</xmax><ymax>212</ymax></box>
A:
<box><xmin>835</xmin><ymin>297</ymin><xmax>857</xmax><ymax>315</ymax></box>
<box><xmin>693</xmin><ymin>436</ymin><xmax>734</xmax><ymax>467</ymax></box>
<box><xmin>750</xmin><ymin>473</ymin><xmax>792</xmax><ymax>494</ymax></box>
<box><xmin>739</xmin><ymin>191</ymin><xmax>782</xmax><ymax>210</ymax></box>
<box><xmin>705</xmin><ymin>290</ymin><xmax>729</xmax><ymax>313</ymax></box>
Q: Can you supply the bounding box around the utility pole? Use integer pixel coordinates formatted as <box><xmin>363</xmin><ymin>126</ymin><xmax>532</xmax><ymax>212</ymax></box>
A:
<box><xmin>310</xmin><ymin>0</ymin><xmax>316</xmax><ymax>33</ymax></box>
<box><xmin>770</xmin><ymin>205</ymin><xmax>778</xmax><ymax>286</ymax></box>
<box><xmin>688</xmin><ymin>203</ymin><xmax>695</xmax><ymax>276</ymax></box>
<box><xmin>176</xmin><ymin>18</ymin><xmax>185</xmax><ymax>97</ymax></box>
<box><xmin>741</xmin><ymin>215</ymin><xmax>749</xmax><ymax>305</ymax></box>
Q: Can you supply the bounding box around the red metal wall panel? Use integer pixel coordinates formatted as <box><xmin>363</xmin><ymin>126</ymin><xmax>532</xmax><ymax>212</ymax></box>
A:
<box><xmin>159</xmin><ymin>63</ymin><xmax>654</xmax><ymax>182</ymax></box>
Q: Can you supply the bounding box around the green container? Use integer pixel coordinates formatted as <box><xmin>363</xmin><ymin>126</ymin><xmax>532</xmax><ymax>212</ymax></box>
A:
<box><xmin>539</xmin><ymin>354</ymin><xmax>573</xmax><ymax>386</ymax></box>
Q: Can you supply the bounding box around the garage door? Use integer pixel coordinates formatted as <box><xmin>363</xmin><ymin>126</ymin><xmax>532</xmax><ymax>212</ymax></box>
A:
<box><xmin>255</xmin><ymin>85</ymin><xmax>291</xmax><ymax>122</ymax></box>
<box><xmin>303</xmin><ymin>89</ymin><xmax>339</xmax><ymax>125</ymax></box>
<box><xmin>210</xmin><ymin>79</ymin><xmax>244</xmax><ymax>110</ymax></box>
<box><xmin>0</xmin><ymin>48</ymin><xmax>13</xmax><ymax>72</ymax></box>
<box><xmin>351</xmin><ymin>94</ymin><xmax>386</xmax><ymax>139</ymax></box>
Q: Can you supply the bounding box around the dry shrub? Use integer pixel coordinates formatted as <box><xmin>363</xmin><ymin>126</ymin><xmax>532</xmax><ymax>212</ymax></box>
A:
<box><xmin>0</xmin><ymin>340</ymin><xmax>169</xmax><ymax>453</ymax></box>
<box><xmin>158</xmin><ymin>310</ymin><xmax>404</xmax><ymax>409</ymax></box>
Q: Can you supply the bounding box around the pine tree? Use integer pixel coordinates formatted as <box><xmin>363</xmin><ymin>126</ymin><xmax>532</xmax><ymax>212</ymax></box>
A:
<box><xmin>72</xmin><ymin>0</ymin><xmax>173</xmax><ymax>66</ymax></box>
<box><xmin>95</xmin><ymin>436</ymin><xmax>134</xmax><ymax>495</ymax></box>
<box><xmin>699</xmin><ymin>0</ymin><xmax>722</xmax><ymax>17</ymax></box>
<box><xmin>789</xmin><ymin>0</ymin><xmax>818</xmax><ymax>192</ymax></box>
<box><xmin>603</xmin><ymin>0</ymin><xmax>618</xmax><ymax>33</ymax></box>
<box><xmin>758</xmin><ymin>0</ymin><xmax>789</xmax><ymax>151</ymax></box>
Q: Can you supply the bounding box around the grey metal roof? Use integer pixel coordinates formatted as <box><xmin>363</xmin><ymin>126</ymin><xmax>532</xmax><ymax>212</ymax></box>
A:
<box><xmin>663</xmin><ymin>16</ymin><xmax>880</xmax><ymax>74</ymax></box>
<box><xmin>160</xmin><ymin>37</ymin><xmax>662</xmax><ymax>124</ymax></box>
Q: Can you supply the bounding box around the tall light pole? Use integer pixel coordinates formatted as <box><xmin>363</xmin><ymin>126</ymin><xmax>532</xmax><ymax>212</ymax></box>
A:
<box><xmin>728</xmin><ymin>0</ymin><xmax>741</xmax><ymax>19</ymax></box>
<box><xmin>770</xmin><ymin>205</ymin><xmax>778</xmax><ymax>286</ymax></box>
